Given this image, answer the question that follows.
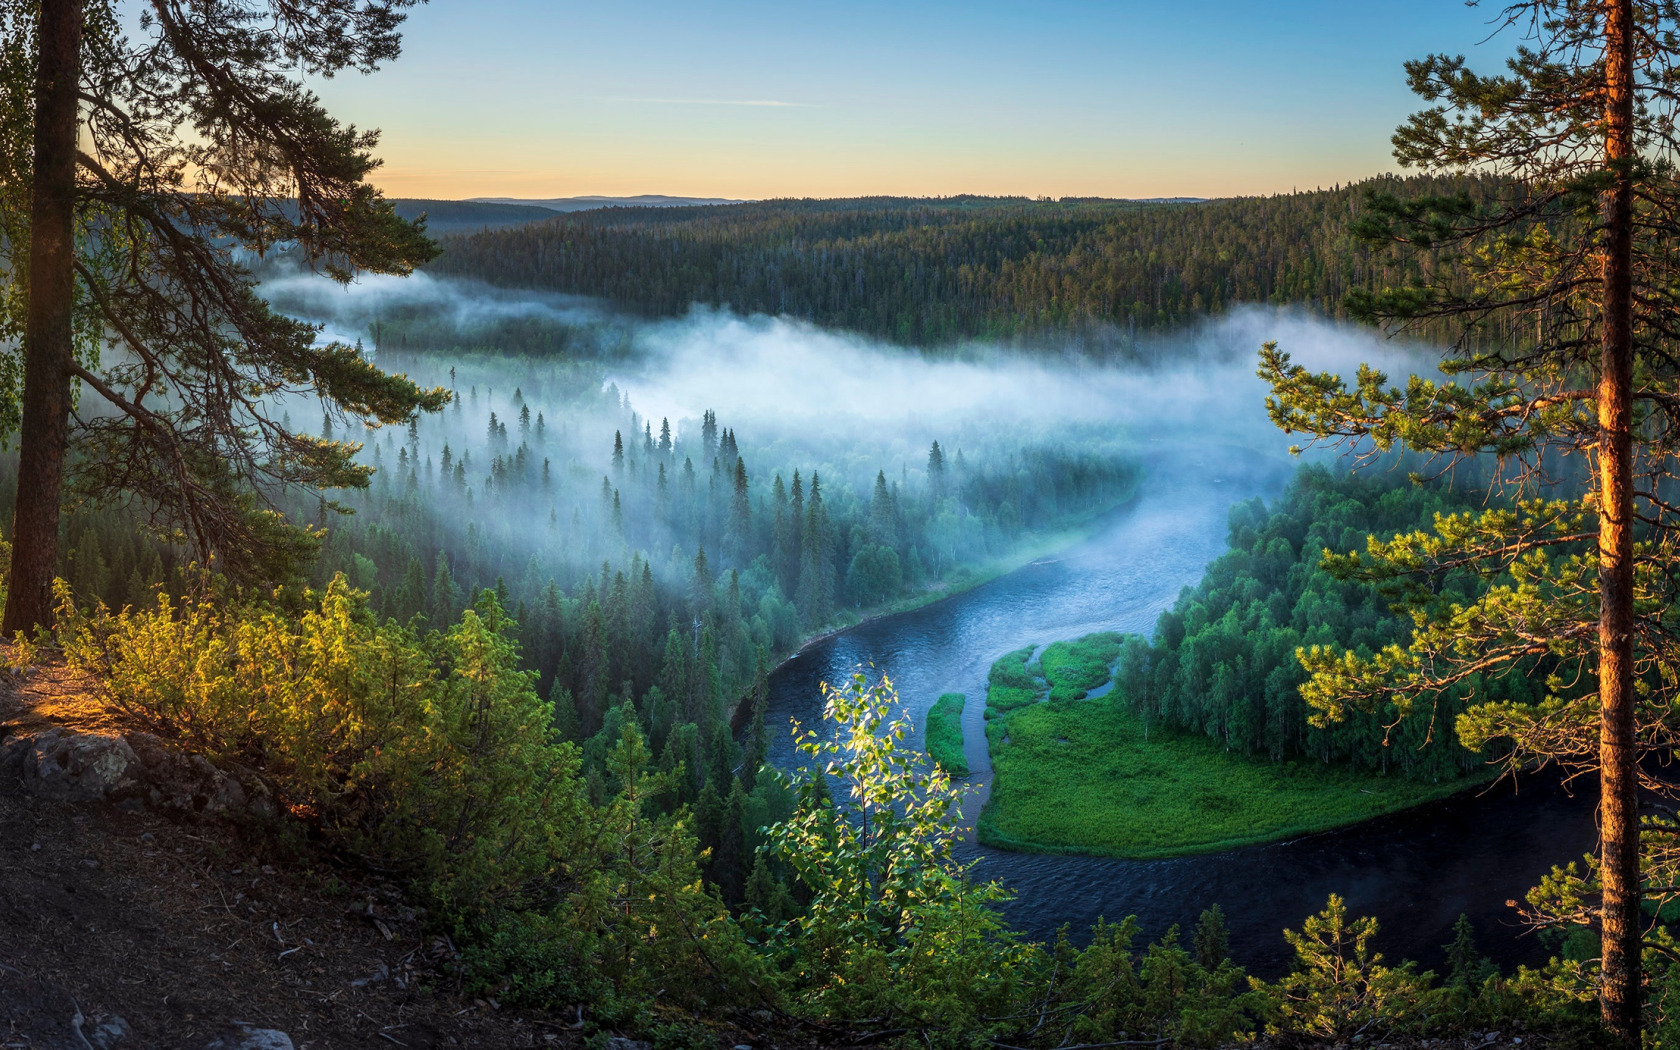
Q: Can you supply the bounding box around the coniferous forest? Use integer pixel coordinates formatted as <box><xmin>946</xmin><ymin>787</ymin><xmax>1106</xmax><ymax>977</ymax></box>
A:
<box><xmin>428</xmin><ymin>177</ymin><xmax>1512</xmax><ymax>348</ymax></box>
<box><xmin>12</xmin><ymin>0</ymin><xmax>1680</xmax><ymax>1048</ymax></box>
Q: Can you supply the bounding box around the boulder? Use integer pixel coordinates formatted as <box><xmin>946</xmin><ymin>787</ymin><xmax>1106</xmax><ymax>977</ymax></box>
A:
<box><xmin>1</xmin><ymin>726</ymin><xmax>281</xmax><ymax>823</ymax></box>
<box><xmin>202</xmin><ymin>1024</ymin><xmax>295</xmax><ymax>1050</ymax></box>
<box><xmin>13</xmin><ymin>729</ymin><xmax>142</xmax><ymax>802</ymax></box>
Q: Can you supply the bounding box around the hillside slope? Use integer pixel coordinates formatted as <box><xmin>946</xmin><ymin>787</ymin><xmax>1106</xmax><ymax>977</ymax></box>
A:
<box><xmin>0</xmin><ymin>658</ymin><xmax>551</xmax><ymax>1050</ymax></box>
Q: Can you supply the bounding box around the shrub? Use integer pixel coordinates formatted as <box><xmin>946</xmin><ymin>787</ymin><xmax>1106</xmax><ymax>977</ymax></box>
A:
<box><xmin>987</xmin><ymin>646</ymin><xmax>1043</xmax><ymax>713</ymax></box>
<box><xmin>57</xmin><ymin>576</ymin><xmax>580</xmax><ymax>908</ymax></box>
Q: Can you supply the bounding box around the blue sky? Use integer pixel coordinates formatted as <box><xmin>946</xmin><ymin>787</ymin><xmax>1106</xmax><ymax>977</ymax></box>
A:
<box><xmin>312</xmin><ymin>0</ymin><xmax>1516</xmax><ymax>200</ymax></box>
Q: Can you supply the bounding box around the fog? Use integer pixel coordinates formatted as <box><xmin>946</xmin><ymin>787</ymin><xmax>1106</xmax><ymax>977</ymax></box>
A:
<box><xmin>615</xmin><ymin>304</ymin><xmax>1425</xmax><ymax>460</ymax></box>
<box><xmin>259</xmin><ymin>261</ymin><xmax>1435</xmax><ymax>493</ymax></box>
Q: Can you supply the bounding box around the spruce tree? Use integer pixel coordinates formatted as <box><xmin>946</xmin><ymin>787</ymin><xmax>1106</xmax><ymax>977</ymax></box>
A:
<box><xmin>870</xmin><ymin>469</ymin><xmax>896</xmax><ymax>545</ymax></box>
<box><xmin>549</xmin><ymin>680</ymin><xmax>582</xmax><ymax>744</ymax></box>
<box><xmin>1193</xmin><ymin>904</ymin><xmax>1229</xmax><ymax>970</ymax></box>
<box><xmin>0</xmin><ymin>0</ymin><xmax>446</xmax><ymax>631</ymax></box>
<box><xmin>728</xmin><ymin>457</ymin><xmax>751</xmax><ymax>563</ymax></box>
<box><xmin>771</xmin><ymin>473</ymin><xmax>793</xmax><ymax>596</ymax></box>
<box><xmin>1258</xmin><ymin>3</ymin><xmax>1680</xmax><ymax>1038</ymax></box>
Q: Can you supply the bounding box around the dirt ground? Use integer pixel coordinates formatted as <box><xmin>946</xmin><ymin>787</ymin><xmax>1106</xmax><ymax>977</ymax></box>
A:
<box><xmin>0</xmin><ymin>658</ymin><xmax>560</xmax><ymax>1050</ymax></box>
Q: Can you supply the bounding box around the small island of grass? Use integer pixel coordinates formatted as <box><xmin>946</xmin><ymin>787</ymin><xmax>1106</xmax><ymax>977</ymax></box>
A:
<box><xmin>974</xmin><ymin>634</ymin><xmax>1492</xmax><ymax>859</ymax></box>
<box><xmin>925</xmin><ymin>693</ymin><xmax>969</xmax><ymax>776</ymax></box>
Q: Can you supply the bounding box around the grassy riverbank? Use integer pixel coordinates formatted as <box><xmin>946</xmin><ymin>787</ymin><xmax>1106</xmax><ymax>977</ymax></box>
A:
<box><xmin>975</xmin><ymin>635</ymin><xmax>1492</xmax><ymax>859</ymax></box>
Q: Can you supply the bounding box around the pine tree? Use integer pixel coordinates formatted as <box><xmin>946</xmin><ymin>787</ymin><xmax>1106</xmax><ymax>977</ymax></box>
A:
<box><xmin>550</xmin><ymin>680</ymin><xmax>582</xmax><ymax>744</ymax></box>
<box><xmin>577</xmin><ymin>599</ymin><xmax>610</xmax><ymax>735</ymax></box>
<box><xmin>1257</xmin><ymin>5</ymin><xmax>1680</xmax><ymax>1037</ymax></box>
<box><xmin>797</xmin><ymin>472</ymin><xmax>834</xmax><ymax>626</ymax></box>
<box><xmin>869</xmin><ymin>469</ymin><xmax>896</xmax><ymax>545</ymax></box>
<box><xmin>744</xmin><ymin>853</ymin><xmax>797</xmax><ymax>929</ymax></box>
<box><xmin>0</xmin><ymin>0</ymin><xmax>445</xmax><ymax>632</ymax></box>
<box><xmin>1443</xmin><ymin>914</ymin><xmax>1495</xmax><ymax>990</ymax></box>
<box><xmin>788</xmin><ymin>470</ymin><xmax>805</xmax><ymax>591</ymax></box>
<box><xmin>743</xmin><ymin>653</ymin><xmax>769</xmax><ymax>791</ymax></box>
<box><xmin>691</xmin><ymin>547</ymin><xmax>715</xmax><ymax>625</ymax></box>
<box><xmin>927</xmin><ymin>440</ymin><xmax>947</xmax><ymax>505</ymax></box>
<box><xmin>717</xmin><ymin>777</ymin><xmax>749</xmax><ymax>906</ymax></box>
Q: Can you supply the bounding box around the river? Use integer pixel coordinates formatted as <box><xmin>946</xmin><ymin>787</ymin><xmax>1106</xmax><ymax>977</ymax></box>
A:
<box><xmin>761</xmin><ymin>441</ymin><xmax>1598</xmax><ymax>977</ymax></box>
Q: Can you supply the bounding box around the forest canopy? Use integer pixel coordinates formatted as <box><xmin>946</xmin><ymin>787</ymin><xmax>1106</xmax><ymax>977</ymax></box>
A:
<box><xmin>428</xmin><ymin>176</ymin><xmax>1511</xmax><ymax>349</ymax></box>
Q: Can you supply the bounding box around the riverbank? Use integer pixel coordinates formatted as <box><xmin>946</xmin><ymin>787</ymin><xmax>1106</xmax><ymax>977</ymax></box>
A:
<box><xmin>735</xmin><ymin>482</ymin><xmax>1143</xmax><ymax>729</ymax></box>
<box><xmin>979</xmin><ymin>689</ymin><xmax>1494</xmax><ymax>859</ymax></box>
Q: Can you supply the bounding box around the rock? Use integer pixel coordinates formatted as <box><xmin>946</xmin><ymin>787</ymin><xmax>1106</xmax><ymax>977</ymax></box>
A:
<box><xmin>123</xmin><ymin>732</ymin><xmax>179</xmax><ymax>774</ymax></box>
<box><xmin>3</xmin><ymin>725</ymin><xmax>279</xmax><ymax>824</ymax></box>
<box><xmin>202</xmin><ymin>1024</ymin><xmax>295</xmax><ymax>1050</ymax></box>
<box><xmin>14</xmin><ymin>729</ymin><xmax>143</xmax><ymax>802</ymax></box>
<box><xmin>208</xmin><ymin>772</ymin><xmax>246</xmax><ymax>815</ymax></box>
<box><xmin>86</xmin><ymin>1014</ymin><xmax>133</xmax><ymax>1049</ymax></box>
<box><xmin>603</xmin><ymin>1039</ymin><xmax>651</xmax><ymax>1050</ymax></box>
<box><xmin>0</xmin><ymin>732</ymin><xmax>25</xmax><ymax>782</ymax></box>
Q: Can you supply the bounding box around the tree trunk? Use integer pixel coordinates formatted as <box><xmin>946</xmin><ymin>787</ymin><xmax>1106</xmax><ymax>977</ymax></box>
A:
<box><xmin>1598</xmin><ymin>0</ymin><xmax>1642</xmax><ymax>1043</ymax></box>
<box><xmin>2</xmin><ymin>0</ymin><xmax>83</xmax><ymax>636</ymax></box>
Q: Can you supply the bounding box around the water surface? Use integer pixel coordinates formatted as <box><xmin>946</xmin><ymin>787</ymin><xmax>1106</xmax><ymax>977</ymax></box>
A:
<box><xmin>763</xmin><ymin>444</ymin><xmax>1597</xmax><ymax>976</ymax></box>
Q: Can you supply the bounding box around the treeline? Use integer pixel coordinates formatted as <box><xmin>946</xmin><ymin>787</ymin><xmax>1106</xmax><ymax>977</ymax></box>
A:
<box><xmin>428</xmin><ymin>176</ymin><xmax>1516</xmax><ymax>348</ymax></box>
<box><xmin>1114</xmin><ymin>465</ymin><xmax>1540</xmax><ymax>779</ymax></box>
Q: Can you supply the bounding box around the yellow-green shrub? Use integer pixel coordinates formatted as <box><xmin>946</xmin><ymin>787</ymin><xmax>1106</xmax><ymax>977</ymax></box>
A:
<box><xmin>56</xmin><ymin>576</ymin><xmax>577</xmax><ymax>909</ymax></box>
<box><xmin>53</xmin><ymin>574</ymin><xmax>759</xmax><ymax>1013</ymax></box>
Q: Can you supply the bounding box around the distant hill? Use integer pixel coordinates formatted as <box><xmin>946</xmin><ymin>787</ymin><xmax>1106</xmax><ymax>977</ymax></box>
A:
<box><xmin>428</xmin><ymin>181</ymin><xmax>1508</xmax><ymax>347</ymax></box>
<box><xmin>469</xmin><ymin>194</ymin><xmax>743</xmax><ymax>212</ymax></box>
<box><xmin>390</xmin><ymin>198</ymin><xmax>557</xmax><ymax>234</ymax></box>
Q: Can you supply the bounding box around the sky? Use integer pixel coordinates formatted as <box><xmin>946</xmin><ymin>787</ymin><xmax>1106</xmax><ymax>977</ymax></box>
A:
<box><xmin>309</xmin><ymin>0</ymin><xmax>1517</xmax><ymax>202</ymax></box>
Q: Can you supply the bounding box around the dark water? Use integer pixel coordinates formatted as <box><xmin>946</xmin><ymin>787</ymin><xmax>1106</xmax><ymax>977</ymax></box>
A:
<box><xmin>762</xmin><ymin>445</ymin><xmax>1598</xmax><ymax>978</ymax></box>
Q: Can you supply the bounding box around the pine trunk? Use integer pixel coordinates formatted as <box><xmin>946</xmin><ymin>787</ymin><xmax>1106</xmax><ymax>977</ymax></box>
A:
<box><xmin>2</xmin><ymin>0</ymin><xmax>83</xmax><ymax>636</ymax></box>
<box><xmin>1598</xmin><ymin>0</ymin><xmax>1642</xmax><ymax>1043</ymax></box>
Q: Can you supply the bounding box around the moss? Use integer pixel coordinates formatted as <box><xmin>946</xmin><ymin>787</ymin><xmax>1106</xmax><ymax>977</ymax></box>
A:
<box><xmin>924</xmin><ymin>693</ymin><xmax>969</xmax><ymax>777</ymax></box>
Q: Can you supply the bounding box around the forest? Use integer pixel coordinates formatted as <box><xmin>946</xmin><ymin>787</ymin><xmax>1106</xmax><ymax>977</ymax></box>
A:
<box><xmin>969</xmin><ymin>467</ymin><xmax>1533</xmax><ymax>861</ymax></box>
<box><xmin>1117</xmin><ymin>464</ymin><xmax>1535</xmax><ymax>779</ymax></box>
<box><xmin>0</xmin><ymin>334</ymin><xmax>1139</xmax><ymax>911</ymax></box>
<box><xmin>426</xmin><ymin>176</ymin><xmax>1515</xmax><ymax>349</ymax></box>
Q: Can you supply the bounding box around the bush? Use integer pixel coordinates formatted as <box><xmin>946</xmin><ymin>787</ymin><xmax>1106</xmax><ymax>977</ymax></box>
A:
<box><xmin>987</xmin><ymin>646</ymin><xmax>1043</xmax><ymax>713</ymax></box>
<box><xmin>57</xmin><ymin>576</ymin><xmax>579</xmax><ymax>908</ymax></box>
<box><xmin>54</xmin><ymin>573</ymin><xmax>760</xmax><ymax>1014</ymax></box>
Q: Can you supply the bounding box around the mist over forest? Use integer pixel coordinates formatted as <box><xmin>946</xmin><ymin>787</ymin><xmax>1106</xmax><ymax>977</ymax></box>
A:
<box><xmin>228</xmin><ymin>264</ymin><xmax>1439</xmax><ymax>746</ymax></box>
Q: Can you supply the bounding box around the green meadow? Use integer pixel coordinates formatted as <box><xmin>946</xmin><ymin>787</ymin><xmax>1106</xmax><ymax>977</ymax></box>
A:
<box><xmin>972</xmin><ymin>634</ymin><xmax>1490</xmax><ymax>859</ymax></box>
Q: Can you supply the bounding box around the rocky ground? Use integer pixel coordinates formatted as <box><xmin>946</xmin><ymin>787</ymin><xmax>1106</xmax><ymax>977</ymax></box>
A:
<box><xmin>0</xmin><ymin>657</ymin><xmax>558</xmax><ymax>1050</ymax></box>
